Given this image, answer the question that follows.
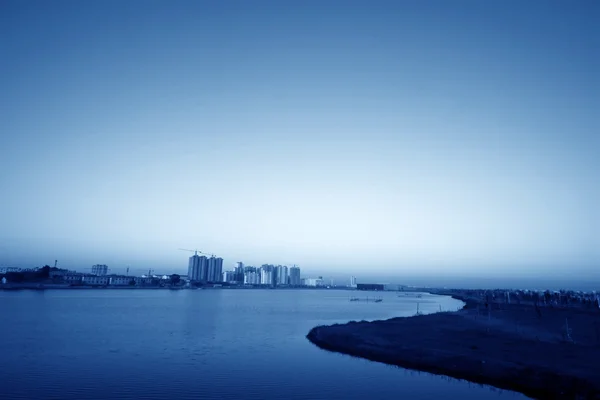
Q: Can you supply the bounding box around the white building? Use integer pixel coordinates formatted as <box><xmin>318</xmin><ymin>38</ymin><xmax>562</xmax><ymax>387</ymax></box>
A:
<box><xmin>350</xmin><ymin>276</ymin><xmax>357</xmax><ymax>288</ymax></box>
<box><xmin>244</xmin><ymin>271</ymin><xmax>260</xmax><ymax>285</ymax></box>
<box><xmin>62</xmin><ymin>274</ymin><xmax>84</xmax><ymax>284</ymax></box>
<box><xmin>91</xmin><ymin>264</ymin><xmax>109</xmax><ymax>276</ymax></box>
<box><xmin>304</xmin><ymin>278</ymin><xmax>324</xmax><ymax>287</ymax></box>
<box><xmin>109</xmin><ymin>276</ymin><xmax>131</xmax><ymax>285</ymax></box>
<box><xmin>222</xmin><ymin>270</ymin><xmax>236</xmax><ymax>283</ymax></box>
<box><xmin>260</xmin><ymin>265</ymin><xmax>274</xmax><ymax>285</ymax></box>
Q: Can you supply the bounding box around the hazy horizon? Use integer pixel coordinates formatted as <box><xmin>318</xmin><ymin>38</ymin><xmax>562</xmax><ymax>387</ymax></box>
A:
<box><xmin>1</xmin><ymin>1</ymin><xmax>598</xmax><ymax>285</ymax></box>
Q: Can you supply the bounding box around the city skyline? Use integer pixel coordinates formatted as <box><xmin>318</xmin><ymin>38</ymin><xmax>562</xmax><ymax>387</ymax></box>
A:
<box><xmin>1</xmin><ymin>1</ymin><xmax>598</xmax><ymax>285</ymax></box>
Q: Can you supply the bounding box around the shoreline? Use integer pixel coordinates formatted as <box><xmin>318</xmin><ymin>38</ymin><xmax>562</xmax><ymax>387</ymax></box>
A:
<box><xmin>0</xmin><ymin>284</ymin><xmax>354</xmax><ymax>291</ymax></box>
<box><xmin>306</xmin><ymin>291</ymin><xmax>600</xmax><ymax>399</ymax></box>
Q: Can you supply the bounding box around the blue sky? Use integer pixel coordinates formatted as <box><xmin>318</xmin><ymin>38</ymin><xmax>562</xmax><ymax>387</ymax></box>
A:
<box><xmin>1</xmin><ymin>1</ymin><xmax>598</xmax><ymax>283</ymax></box>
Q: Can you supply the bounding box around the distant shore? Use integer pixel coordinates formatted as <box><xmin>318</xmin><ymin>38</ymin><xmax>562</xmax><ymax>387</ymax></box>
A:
<box><xmin>0</xmin><ymin>284</ymin><xmax>166</xmax><ymax>290</ymax></box>
<box><xmin>0</xmin><ymin>283</ymin><xmax>352</xmax><ymax>291</ymax></box>
<box><xmin>307</xmin><ymin>290</ymin><xmax>600</xmax><ymax>399</ymax></box>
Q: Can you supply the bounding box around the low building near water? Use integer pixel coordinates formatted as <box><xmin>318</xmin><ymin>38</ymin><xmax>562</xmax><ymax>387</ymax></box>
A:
<box><xmin>81</xmin><ymin>275</ymin><xmax>109</xmax><ymax>285</ymax></box>
<box><xmin>62</xmin><ymin>274</ymin><xmax>84</xmax><ymax>284</ymax></box>
<box><xmin>134</xmin><ymin>276</ymin><xmax>155</xmax><ymax>286</ymax></box>
<box><xmin>109</xmin><ymin>276</ymin><xmax>132</xmax><ymax>286</ymax></box>
<box><xmin>303</xmin><ymin>278</ymin><xmax>324</xmax><ymax>287</ymax></box>
<box><xmin>356</xmin><ymin>283</ymin><xmax>385</xmax><ymax>291</ymax></box>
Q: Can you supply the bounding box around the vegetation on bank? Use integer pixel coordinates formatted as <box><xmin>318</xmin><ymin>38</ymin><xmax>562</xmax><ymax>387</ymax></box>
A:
<box><xmin>0</xmin><ymin>265</ymin><xmax>55</xmax><ymax>283</ymax></box>
<box><xmin>307</xmin><ymin>291</ymin><xmax>600</xmax><ymax>399</ymax></box>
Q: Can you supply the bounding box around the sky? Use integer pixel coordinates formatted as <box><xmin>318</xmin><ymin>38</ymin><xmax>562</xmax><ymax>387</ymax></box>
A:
<box><xmin>1</xmin><ymin>0</ymin><xmax>598</xmax><ymax>285</ymax></box>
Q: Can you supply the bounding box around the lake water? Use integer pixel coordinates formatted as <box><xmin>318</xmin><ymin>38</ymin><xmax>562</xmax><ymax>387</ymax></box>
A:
<box><xmin>0</xmin><ymin>289</ymin><xmax>528</xmax><ymax>400</ymax></box>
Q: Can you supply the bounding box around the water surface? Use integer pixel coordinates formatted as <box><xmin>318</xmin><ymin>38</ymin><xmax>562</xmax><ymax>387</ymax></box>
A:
<box><xmin>0</xmin><ymin>289</ymin><xmax>528</xmax><ymax>399</ymax></box>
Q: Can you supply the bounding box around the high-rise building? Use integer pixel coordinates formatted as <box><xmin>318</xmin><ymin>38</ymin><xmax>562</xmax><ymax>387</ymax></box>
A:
<box><xmin>244</xmin><ymin>270</ymin><xmax>260</xmax><ymax>285</ymax></box>
<box><xmin>188</xmin><ymin>255</ymin><xmax>200</xmax><ymax>280</ymax></box>
<box><xmin>207</xmin><ymin>258</ymin><xmax>215</xmax><ymax>281</ymax></box>
<box><xmin>350</xmin><ymin>276</ymin><xmax>357</xmax><ymax>288</ymax></box>
<box><xmin>276</xmin><ymin>265</ymin><xmax>288</xmax><ymax>285</ymax></box>
<box><xmin>260</xmin><ymin>264</ymin><xmax>274</xmax><ymax>285</ymax></box>
<box><xmin>199</xmin><ymin>256</ymin><xmax>208</xmax><ymax>281</ymax></box>
<box><xmin>91</xmin><ymin>264</ymin><xmax>108</xmax><ymax>276</ymax></box>
<box><xmin>188</xmin><ymin>255</ymin><xmax>208</xmax><ymax>281</ymax></box>
<box><xmin>187</xmin><ymin>255</ymin><xmax>195</xmax><ymax>280</ymax></box>
<box><xmin>222</xmin><ymin>270</ymin><xmax>236</xmax><ymax>282</ymax></box>
<box><xmin>215</xmin><ymin>257</ymin><xmax>223</xmax><ymax>282</ymax></box>
<box><xmin>207</xmin><ymin>257</ymin><xmax>223</xmax><ymax>282</ymax></box>
<box><xmin>243</xmin><ymin>266</ymin><xmax>259</xmax><ymax>285</ymax></box>
<box><xmin>216</xmin><ymin>258</ymin><xmax>223</xmax><ymax>282</ymax></box>
<box><xmin>289</xmin><ymin>265</ymin><xmax>301</xmax><ymax>286</ymax></box>
<box><xmin>235</xmin><ymin>262</ymin><xmax>244</xmax><ymax>283</ymax></box>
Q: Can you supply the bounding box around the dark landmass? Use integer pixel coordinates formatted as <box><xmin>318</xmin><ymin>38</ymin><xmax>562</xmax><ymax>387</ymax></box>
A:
<box><xmin>0</xmin><ymin>281</ymin><xmax>353</xmax><ymax>291</ymax></box>
<box><xmin>0</xmin><ymin>284</ymin><xmax>167</xmax><ymax>290</ymax></box>
<box><xmin>1</xmin><ymin>265</ymin><xmax>53</xmax><ymax>283</ymax></box>
<box><xmin>307</xmin><ymin>290</ymin><xmax>600</xmax><ymax>399</ymax></box>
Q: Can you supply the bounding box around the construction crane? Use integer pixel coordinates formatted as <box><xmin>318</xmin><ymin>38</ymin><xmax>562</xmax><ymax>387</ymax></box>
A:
<box><xmin>178</xmin><ymin>248</ymin><xmax>216</xmax><ymax>258</ymax></box>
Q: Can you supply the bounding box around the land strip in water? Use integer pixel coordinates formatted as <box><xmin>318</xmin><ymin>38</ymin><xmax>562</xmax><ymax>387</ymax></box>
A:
<box><xmin>307</xmin><ymin>290</ymin><xmax>600</xmax><ymax>399</ymax></box>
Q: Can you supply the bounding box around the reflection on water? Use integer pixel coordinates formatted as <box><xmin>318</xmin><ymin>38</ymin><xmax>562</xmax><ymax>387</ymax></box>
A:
<box><xmin>0</xmin><ymin>289</ymin><xmax>528</xmax><ymax>400</ymax></box>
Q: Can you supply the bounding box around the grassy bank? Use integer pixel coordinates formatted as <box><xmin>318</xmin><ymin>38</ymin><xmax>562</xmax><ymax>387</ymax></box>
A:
<box><xmin>307</xmin><ymin>294</ymin><xmax>600</xmax><ymax>399</ymax></box>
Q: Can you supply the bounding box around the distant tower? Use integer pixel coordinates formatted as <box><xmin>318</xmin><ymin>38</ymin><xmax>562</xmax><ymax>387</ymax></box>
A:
<box><xmin>350</xmin><ymin>276</ymin><xmax>357</xmax><ymax>288</ymax></box>
<box><xmin>188</xmin><ymin>254</ymin><xmax>201</xmax><ymax>281</ymax></box>
<box><xmin>235</xmin><ymin>262</ymin><xmax>244</xmax><ymax>283</ymax></box>
<box><xmin>276</xmin><ymin>265</ymin><xmax>288</xmax><ymax>286</ymax></box>
<box><xmin>206</xmin><ymin>257</ymin><xmax>223</xmax><ymax>282</ymax></box>
<box><xmin>289</xmin><ymin>265</ymin><xmax>301</xmax><ymax>286</ymax></box>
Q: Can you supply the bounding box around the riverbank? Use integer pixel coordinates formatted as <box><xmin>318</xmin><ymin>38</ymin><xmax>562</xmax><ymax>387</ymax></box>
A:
<box><xmin>307</xmin><ymin>293</ymin><xmax>600</xmax><ymax>399</ymax></box>
<box><xmin>0</xmin><ymin>283</ymin><xmax>354</xmax><ymax>291</ymax></box>
<box><xmin>0</xmin><ymin>285</ymin><xmax>168</xmax><ymax>290</ymax></box>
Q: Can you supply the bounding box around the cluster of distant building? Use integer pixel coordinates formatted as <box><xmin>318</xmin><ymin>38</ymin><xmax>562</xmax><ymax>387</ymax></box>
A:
<box><xmin>186</xmin><ymin>255</ymin><xmax>224</xmax><ymax>282</ymax></box>
<box><xmin>187</xmin><ymin>254</ymin><xmax>305</xmax><ymax>286</ymax></box>
<box><xmin>0</xmin><ymin>264</ymin><xmax>173</xmax><ymax>287</ymax></box>
<box><xmin>1</xmin><ymin>261</ymin><xmax>355</xmax><ymax>289</ymax></box>
<box><xmin>48</xmin><ymin>265</ymin><xmax>165</xmax><ymax>286</ymax></box>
